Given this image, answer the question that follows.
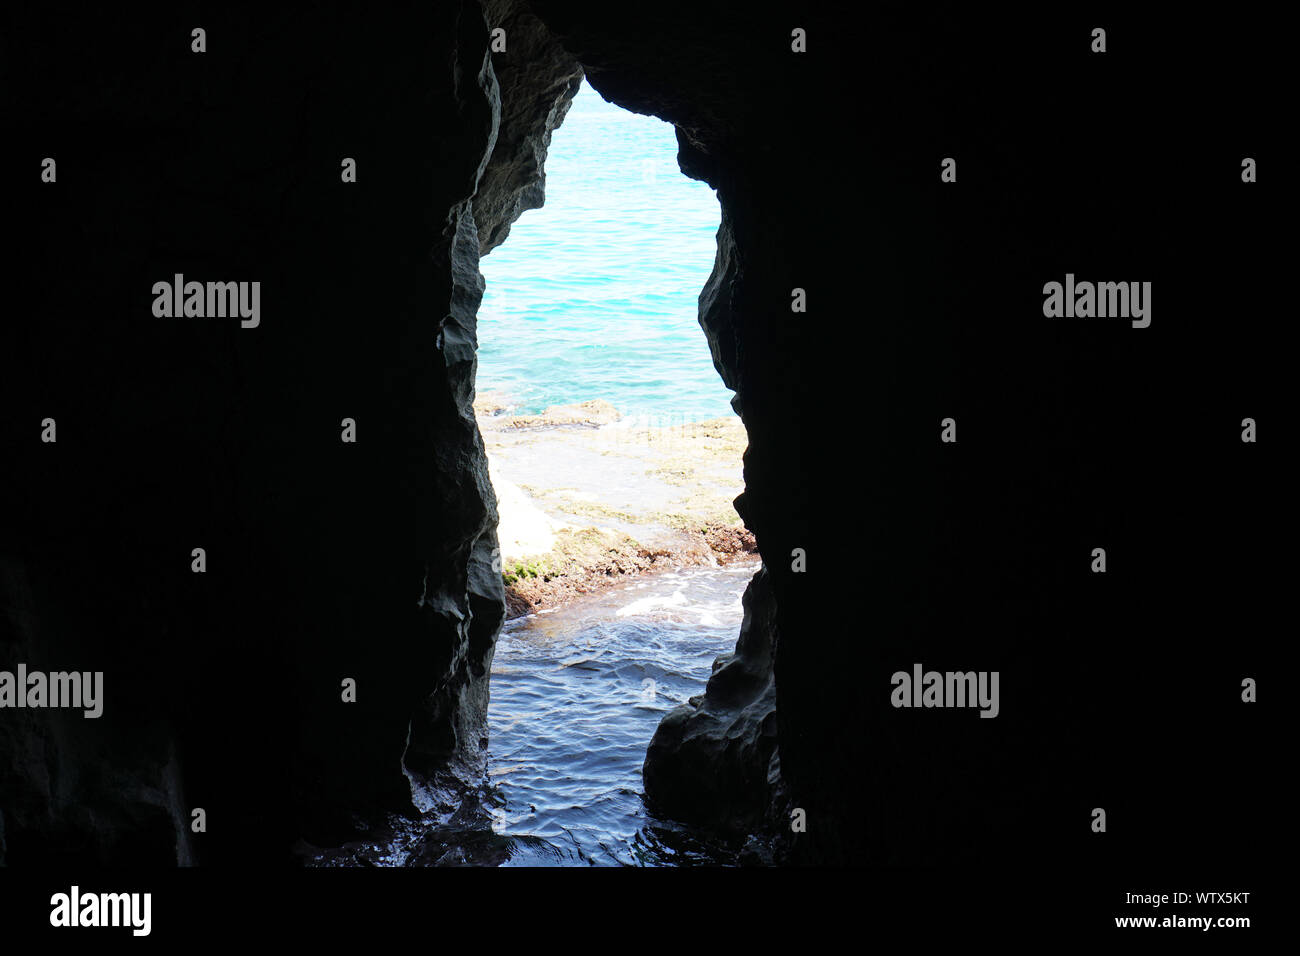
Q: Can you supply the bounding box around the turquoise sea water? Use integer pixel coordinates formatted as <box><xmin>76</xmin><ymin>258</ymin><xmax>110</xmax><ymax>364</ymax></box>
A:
<box><xmin>477</xmin><ymin>80</ymin><xmax>732</xmax><ymax>423</ymax></box>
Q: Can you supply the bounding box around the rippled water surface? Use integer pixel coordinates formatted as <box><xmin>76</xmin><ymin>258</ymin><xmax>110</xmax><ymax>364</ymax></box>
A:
<box><xmin>485</xmin><ymin>560</ymin><xmax>757</xmax><ymax>865</ymax></box>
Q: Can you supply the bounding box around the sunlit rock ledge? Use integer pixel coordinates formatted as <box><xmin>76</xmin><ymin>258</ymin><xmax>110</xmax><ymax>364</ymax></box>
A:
<box><xmin>474</xmin><ymin>396</ymin><xmax>757</xmax><ymax>617</ymax></box>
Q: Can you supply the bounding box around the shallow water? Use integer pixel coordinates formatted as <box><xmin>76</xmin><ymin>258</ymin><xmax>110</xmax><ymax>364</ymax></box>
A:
<box><xmin>484</xmin><ymin>559</ymin><xmax>758</xmax><ymax>865</ymax></box>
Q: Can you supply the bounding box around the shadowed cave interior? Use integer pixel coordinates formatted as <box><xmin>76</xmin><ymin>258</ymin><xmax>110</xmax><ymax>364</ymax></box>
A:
<box><xmin>0</xmin><ymin>2</ymin><xmax>1269</xmax><ymax>873</ymax></box>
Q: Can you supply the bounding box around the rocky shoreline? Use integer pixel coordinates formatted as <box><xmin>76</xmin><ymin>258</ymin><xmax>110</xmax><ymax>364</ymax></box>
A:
<box><xmin>474</xmin><ymin>395</ymin><xmax>756</xmax><ymax>618</ymax></box>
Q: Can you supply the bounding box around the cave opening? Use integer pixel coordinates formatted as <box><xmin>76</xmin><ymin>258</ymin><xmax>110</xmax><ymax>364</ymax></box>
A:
<box><xmin>472</xmin><ymin>78</ymin><xmax>758</xmax><ymax>865</ymax></box>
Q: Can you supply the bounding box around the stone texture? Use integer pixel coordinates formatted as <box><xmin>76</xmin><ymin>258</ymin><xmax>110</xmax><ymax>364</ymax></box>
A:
<box><xmin>4</xmin><ymin>2</ymin><xmax>1263</xmax><ymax>874</ymax></box>
<box><xmin>476</xmin><ymin>0</ymin><xmax>584</xmax><ymax>255</ymax></box>
<box><xmin>2</xmin><ymin>3</ymin><xmax>509</xmax><ymax>863</ymax></box>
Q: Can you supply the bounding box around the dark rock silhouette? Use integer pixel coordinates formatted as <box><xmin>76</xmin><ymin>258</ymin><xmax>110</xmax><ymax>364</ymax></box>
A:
<box><xmin>0</xmin><ymin>1</ymin><xmax>1273</xmax><ymax>871</ymax></box>
<box><xmin>643</xmin><ymin>567</ymin><xmax>779</xmax><ymax>835</ymax></box>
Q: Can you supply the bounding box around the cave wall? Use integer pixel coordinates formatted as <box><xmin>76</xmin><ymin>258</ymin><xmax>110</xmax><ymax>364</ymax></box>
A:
<box><xmin>2</xmin><ymin>2</ymin><xmax>509</xmax><ymax>863</ymax></box>
<box><xmin>508</xmin><ymin>2</ymin><xmax>1273</xmax><ymax>869</ymax></box>
<box><xmin>1</xmin><ymin>2</ymin><xmax>1273</xmax><ymax>872</ymax></box>
<box><xmin>476</xmin><ymin>0</ymin><xmax>584</xmax><ymax>255</ymax></box>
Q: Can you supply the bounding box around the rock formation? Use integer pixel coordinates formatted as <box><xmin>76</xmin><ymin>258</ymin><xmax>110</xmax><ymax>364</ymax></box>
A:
<box><xmin>642</xmin><ymin>567</ymin><xmax>779</xmax><ymax>835</ymax></box>
<box><xmin>3</xmin><ymin>3</ymin><xmax>515</xmax><ymax>864</ymax></box>
<box><xmin>2</xmin><ymin>2</ymin><xmax>1269</xmax><ymax>873</ymax></box>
